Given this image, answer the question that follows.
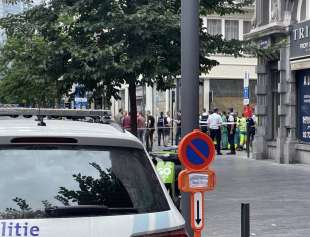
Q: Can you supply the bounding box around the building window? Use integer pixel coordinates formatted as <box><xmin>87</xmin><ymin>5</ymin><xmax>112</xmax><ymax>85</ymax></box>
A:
<box><xmin>243</xmin><ymin>21</ymin><xmax>252</xmax><ymax>34</ymax></box>
<box><xmin>301</xmin><ymin>0</ymin><xmax>307</xmax><ymax>20</ymax></box>
<box><xmin>298</xmin><ymin>0</ymin><xmax>310</xmax><ymax>21</ymax></box>
<box><xmin>256</xmin><ymin>0</ymin><xmax>270</xmax><ymax>26</ymax></box>
<box><xmin>207</xmin><ymin>19</ymin><xmax>222</xmax><ymax>36</ymax></box>
<box><xmin>270</xmin><ymin>0</ymin><xmax>279</xmax><ymax>22</ymax></box>
<box><xmin>225</xmin><ymin>20</ymin><xmax>239</xmax><ymax>40</ymax></box>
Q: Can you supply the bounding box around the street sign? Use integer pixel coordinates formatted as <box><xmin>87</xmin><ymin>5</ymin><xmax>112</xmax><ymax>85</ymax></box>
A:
<box><xmin>178</xmin><ymin>129</ymin><xmax>216</xmax><ymax>237</ymax></box>
<box><xmin>192</xmin><ymin>192</ymin><xmax>203</xmax><ymax>230</ymax></box>
<box><xmin>244</xmin><ymin>71</ymin><xmax>250</xmax><ymax>106</ymax></box>
<box><xmin>189</xmin><ymin>173</ymin><xmax>208</xmax><ymax>188</ymax></box>
<box><xmin>243</xmin><ymin>88</ymin><xmax>249</xmax><ymax>98</ymax></box>
<box><xmin>178</xmin><ymin>170</ymin><xmax>216</xmax><ymax>193</ymax></box>
<box><xmin>178</xmin><ymin>129</ymin><xmax>215</xmax><ymax>171</ymax></box>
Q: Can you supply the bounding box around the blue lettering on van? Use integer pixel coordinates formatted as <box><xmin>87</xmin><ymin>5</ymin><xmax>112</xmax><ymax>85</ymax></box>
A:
<box><xmin>0</xmin><ymin>222</ymin><xmax>39</xmax><ymax>236</ymax></box>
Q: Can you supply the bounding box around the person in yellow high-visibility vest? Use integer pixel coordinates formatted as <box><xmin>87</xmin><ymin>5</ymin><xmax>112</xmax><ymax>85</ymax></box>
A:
<box><xmin>238</xmin><ymin>113</ymin><xmax>247</xmax><ymax>150</ymax></box>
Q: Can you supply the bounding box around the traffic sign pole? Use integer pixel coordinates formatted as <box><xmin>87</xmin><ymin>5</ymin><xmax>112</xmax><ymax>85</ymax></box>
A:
<box><xmin>181</xmin><ymin>0</ymin><xmax>200</xmax><ymax>236</ymax></box>
<box><xmin>178</xmin><ymin>130</ymin><xmax>217</xmax><ymax>237</ymax></box>
<box><xmin>191</xmin><ymin>192</ymin><xmax>204</xmax><ymax>230</ymax></box>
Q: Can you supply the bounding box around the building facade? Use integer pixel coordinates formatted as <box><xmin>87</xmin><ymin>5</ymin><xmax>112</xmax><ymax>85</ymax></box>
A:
<box><xmin>202</xmin><ymin>10</ymin><xmax>257</xmax><ymax>114</ymax></box>
<box><xmin>246</xmin><ymin>0</ymin><xmax>310</xmax><ymax>164</ymax></box>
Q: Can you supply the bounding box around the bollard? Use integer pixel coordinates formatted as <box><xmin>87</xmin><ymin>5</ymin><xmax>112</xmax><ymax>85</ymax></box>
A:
<box><xmin>241</xmin><ymin>203</ymin><xmax>250</xmax><ymax>237</ymax></box>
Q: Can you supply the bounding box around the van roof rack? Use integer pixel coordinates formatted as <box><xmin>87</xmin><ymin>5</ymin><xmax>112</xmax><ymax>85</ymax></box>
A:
<box><xmin>0</xmin><ymin>108</ymin><xmax>111</xmax><ymax>118</ymax></box>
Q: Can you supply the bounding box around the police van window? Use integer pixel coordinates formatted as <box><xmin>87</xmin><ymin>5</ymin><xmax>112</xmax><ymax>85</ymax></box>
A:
<box><xmin>0</xmin><ymin>146</ymin><xmax>169</xmax><ymax>219</ymax></box>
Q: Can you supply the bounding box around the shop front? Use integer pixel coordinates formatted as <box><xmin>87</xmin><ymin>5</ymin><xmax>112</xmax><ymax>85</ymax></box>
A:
<box><xmin>243</xmin><ymin>0</ymin><xmax>310</xmax><ymax>164</ymax></box>
<box><xmin>290</xmin><ymin>20</ymin><xmax>310</xmax><ymax>163</ymax></box>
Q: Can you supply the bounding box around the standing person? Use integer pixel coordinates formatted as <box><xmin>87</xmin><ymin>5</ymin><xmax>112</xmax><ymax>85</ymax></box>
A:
<box><xmin>145</xmin><ymin>111</ymin><xmax>155</xmax><ymax>152</ymax></box>
<box><xmin>200</xmin><ymin>108</ymin><xmax>209</xmax><ymax>133</ymax></box>
<box><xmin>114</xmin><ymin>108</ymin><xmax>123</xmax><ymax>126</ymax></box>
<box><xmin>122</xmin><ymin>111</ymin><xmax>131</xmax><ymax>132</ymax></box>
<box><xmin>137</xmin><ymin>112</ymin><xmax>145</xmax><ymax>143</ymax></box>
<box><xmin>221</xmin><ymin>111</ymin><xmax>228</xmax><ymax>150</ymax></box>
<box><xmin>157</xmin><ymin>112</ymin><xmax>167</xmax><ymax>146</ymax></box>
<box><xmin>247</xmin><ymin>114</ymin><xmax>256</xmax><ymax>145</ymax></box>
<box><xmin>243</xmin><ymin>104</ymin><xmax>253</xmax><ymax>119</ymax></box>
<box><xmin>207</xmin><ymin>108</ymin><xmax>223</xmax><ymax>155</ymax></box>
<box><xmin>227</xmin><ymin>108</ymin><xmax>236</xmax><ymax>155</ymax></box>
<box><xmin>239</xmin><ymin>113</ymin><xmax>247</xmax><ymax>150</ymax></box>
<box><xmin>165</xmin><ymin>112</ymin><xmax>171</xmax><ymax>146</ymax></box>
<box><xmin>175</xmin><ymin>111</ymin><xmax>182</xmax><ymax>145</ymax></box>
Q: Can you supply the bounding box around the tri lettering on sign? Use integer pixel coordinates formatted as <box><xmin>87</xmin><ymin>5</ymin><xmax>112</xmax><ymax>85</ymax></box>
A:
<box><xmin>290</xmin><ymin>20</ymin><xmax>310</xmax><ymax>59</ymax></box>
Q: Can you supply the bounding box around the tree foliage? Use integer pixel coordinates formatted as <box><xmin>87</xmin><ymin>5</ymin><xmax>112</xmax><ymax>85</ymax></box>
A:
<box><xmin>0</xmin><ymin>0</ymin><xmax>252</xmax><ymax>134</ymax></box>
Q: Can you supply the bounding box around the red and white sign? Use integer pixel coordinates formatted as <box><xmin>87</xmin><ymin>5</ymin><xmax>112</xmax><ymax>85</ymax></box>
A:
<box><xmin>178</xmin><ymin>129</ymin><xmax>217</xmax><ymax>237</ymax></box>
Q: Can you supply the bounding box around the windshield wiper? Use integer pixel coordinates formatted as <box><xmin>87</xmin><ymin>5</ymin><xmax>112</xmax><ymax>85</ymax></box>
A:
<box><xmin>45</xmin><ymin>205</ymin><xmax>137</xmax><ymax>217</ymax></box>
<box><xmin>45</xmin><ymin>205</ymin><xmax>108</xmax><ymax>217</ymax></box>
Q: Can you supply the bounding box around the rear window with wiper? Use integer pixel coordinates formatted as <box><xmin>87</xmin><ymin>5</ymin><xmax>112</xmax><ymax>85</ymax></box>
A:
<box><xmin>0</xmin><ymin>146</ymin><xmax>169</xmax><ymax>219</ymax></box>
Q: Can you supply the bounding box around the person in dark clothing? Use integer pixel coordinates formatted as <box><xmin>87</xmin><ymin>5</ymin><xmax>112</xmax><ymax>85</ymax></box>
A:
<box><xmin>145</xmin><ymin>110</ymin><xmax>155</xmax><ymax>152</ymax></box>
<box><xmin>175</xmin><ymin>111</ymin><xmax>182</xmax><ymax>145</ymax></box>
<box><xmin>200</xmin><ymin>108</ymin><xmax>209</xmax><ymax>133</ymax></box>
<box><xmin>247</xmin><ymin>116</ymin><xmax>256</xmax><ymax>144</ymax></box>
<box><xmin>157</xmin><ymin>112</ymin><xmax>167</xmax><ymax>146</ymax></box>
<box><xmin>227</xmin><ymin>108</ymin><xmax>236</xmax><ymax>155</ymax></box>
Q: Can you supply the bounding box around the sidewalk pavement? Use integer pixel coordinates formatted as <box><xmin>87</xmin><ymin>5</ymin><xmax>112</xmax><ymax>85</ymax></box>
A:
<box><xmin>201</xmin><ymin>153</ymin><xmax>310</xmax><ymax>237</ymax></box>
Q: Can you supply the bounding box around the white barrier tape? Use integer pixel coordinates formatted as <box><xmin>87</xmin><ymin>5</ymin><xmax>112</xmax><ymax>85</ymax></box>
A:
<box><xmin>135</xmin><ymin>123</ymin><xmax>238</xmax><ymax>130</ymax></box>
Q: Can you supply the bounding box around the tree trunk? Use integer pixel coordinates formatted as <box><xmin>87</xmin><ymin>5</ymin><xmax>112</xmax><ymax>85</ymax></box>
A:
<box><xmin>128</xmin><ymin>78</ymin><xmax>138</xmax><ymax>136</ymax></box>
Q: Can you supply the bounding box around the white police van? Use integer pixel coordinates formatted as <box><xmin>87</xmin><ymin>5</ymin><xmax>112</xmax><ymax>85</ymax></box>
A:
<box><xmin>0</xmin><ymin>108</ymin><xmax>186</xmax><ymax>237</ymax></box>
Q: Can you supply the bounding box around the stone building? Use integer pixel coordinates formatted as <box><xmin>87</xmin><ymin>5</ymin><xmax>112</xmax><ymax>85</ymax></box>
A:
<box><xmin>246</xmin><ymin>0</ymin><xmax>310</xmax><ymax>164</ymax></box>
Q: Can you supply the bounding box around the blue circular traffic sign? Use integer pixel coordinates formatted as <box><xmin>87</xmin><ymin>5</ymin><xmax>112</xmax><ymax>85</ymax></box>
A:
<box><xmin>179</xmin><ymin>130</ymin><xmax>215</xmax><ymax>170</ymax></box>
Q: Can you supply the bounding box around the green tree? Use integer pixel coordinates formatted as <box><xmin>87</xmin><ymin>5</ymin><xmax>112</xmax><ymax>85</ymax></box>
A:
<box><xmin>47</xmin><ymin>0</ymin><xmax>249</xmax><ymax>135</ymax></box>
<box><xmin>1</xmin><ymin>0</ymin><xmax>252</xmax><ymax>135</ymax></box>
<box><xmin>0</xmin><ymin>4</ymin><xmax>71</xmax><ymax>107</ymax></box>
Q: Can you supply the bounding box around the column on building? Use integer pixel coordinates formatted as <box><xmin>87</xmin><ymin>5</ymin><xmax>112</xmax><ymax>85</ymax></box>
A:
<box><xmin>203</xmin><ymin>78</ymin><xmax>210</xmax><ymax>112</ymax></box>
<box><xmin>253</xmin><ymin>57</ymin><xmax>269</xmax><ymax>160</ymax></box>
<box><xmin>110</xmin><ymin>97</ymin><xmax>117</xmax><ymax>119</ymax></box>
<box><xmin>165</xmin><ymin>90</ymin><xmax>170</xmax><ymax>114</ymax></box>
<box><xmin>276</xmin><ymin>46</ymin><xmax>289</xmax><ymax>164</ymax></box>
<box><xmin>145</xmin><ymin>86</ymin><xmax>154</xmax><ymax>115</ymax></box>
<box><xmin>124</xmin><ymin>87</ymin><xmax>129</xmax><ymax>112</ymax></box>
<box><xmin>284</xmin><ymin>38</ymin><xmax>298</xmax><ymax>164</ymax></box>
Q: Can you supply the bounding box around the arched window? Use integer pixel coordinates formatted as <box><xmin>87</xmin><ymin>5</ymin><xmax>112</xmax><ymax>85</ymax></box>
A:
<box><xmin>297</xmin><ymin>0</ymin><xmax>310</xmax><ymax>22</ymax></box>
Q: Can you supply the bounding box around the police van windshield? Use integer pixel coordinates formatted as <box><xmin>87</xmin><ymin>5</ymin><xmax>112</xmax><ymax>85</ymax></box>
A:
<box><xmin>0</xmin><ymin>146</ymin><xmax>169</xmax><ymax>219</ymax></box>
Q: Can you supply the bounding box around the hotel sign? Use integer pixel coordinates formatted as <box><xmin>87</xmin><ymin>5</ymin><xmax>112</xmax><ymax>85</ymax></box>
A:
<box><xmin>291</xmin><ymin>20</ymin><xmax>310</xmax><ymax>60</ymax></box>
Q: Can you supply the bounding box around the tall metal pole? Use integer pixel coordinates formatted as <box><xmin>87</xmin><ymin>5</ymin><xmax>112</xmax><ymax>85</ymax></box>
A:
<box><xmin>181</xmin><ymin>0</ymin><xmax>200</xmax><ymax>236</ymax></box>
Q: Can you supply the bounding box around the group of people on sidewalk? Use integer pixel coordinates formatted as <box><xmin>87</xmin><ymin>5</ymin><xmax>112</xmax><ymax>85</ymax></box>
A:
<box><xmin>201</xmin><ymin>105</ymin><xmax>256</xmax><ymax>155</ymax></box>
<box><xmin>114</xmin><ymin>109</ymin><xmax>182</xmax><ymax>152</ymax></box>
<box><xmin>114</xmin><ymin>104</ymin><xmax>256</xmax><ymax>155</ymax></box>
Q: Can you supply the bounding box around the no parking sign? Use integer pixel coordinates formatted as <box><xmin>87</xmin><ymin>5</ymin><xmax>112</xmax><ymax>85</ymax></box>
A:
<box><xmin>178</xmin><ymin>130</ymin><xmax>215</xmax><ymax>171</ymax></box>
<box><xmin>178</xmin><ymin>129</ymin><xmax>216</xmax><ymax>237</ymax></box>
